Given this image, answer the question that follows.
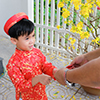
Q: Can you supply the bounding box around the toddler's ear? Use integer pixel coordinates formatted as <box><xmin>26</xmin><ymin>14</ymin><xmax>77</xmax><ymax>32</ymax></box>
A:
<box><xmin>10</xmin><ymin>38</ymin><xmax>17</xmax><ymax>45</ymax></box>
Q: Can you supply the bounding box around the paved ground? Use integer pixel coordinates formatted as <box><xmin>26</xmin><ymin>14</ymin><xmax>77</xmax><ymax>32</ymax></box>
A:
<box><xmin>0</xmin><ymin>35</ymin><xmax>100</xmax><ymax>100</ymax></box>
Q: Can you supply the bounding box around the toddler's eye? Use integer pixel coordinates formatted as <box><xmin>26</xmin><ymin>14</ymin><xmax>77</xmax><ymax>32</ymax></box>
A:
<box><xmin>32</xmin><ymin>34</ymin><xmax>35</xmax><ymax>37</ymax></box>
<box><xmin>26</xmin><ymin>38</ymin><xmax>29</xmax><ymax>40</ymax></box>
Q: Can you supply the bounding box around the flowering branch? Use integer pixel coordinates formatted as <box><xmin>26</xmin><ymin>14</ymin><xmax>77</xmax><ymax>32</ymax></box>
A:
<box><xmin>57</xmin><ymin>0</ymin><xmax>100</xmax><ymax>53</ymax></box>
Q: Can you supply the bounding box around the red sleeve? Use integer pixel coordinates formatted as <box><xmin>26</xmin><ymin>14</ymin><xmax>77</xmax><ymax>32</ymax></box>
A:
<box><xmin>42</xmin><ymin>61</ymin><xmax>57</xmax><ymax>80</ymax></box>
<box><xmin>6</xmin><ymin>63</ymin><xmax>33</xmax><ymax>93</ymax></box>
<box><xmin>37</xmin><ymin>49</ymin><xmax>57</xmax><ymax>80</ymax></box>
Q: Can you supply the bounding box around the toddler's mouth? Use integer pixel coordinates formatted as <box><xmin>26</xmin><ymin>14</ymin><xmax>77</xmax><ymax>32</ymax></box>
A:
<box><xmin>29</xmin><ymin>45</ymin><xmax>33</xmax><ymax>49</ymax></box>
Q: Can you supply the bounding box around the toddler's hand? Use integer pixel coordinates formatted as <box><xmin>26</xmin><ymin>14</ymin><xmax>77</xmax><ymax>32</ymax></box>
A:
<box><xmin>38</xmin><ymin>74</ymin><xmax>52</xmax><ymax>85</ymax></box>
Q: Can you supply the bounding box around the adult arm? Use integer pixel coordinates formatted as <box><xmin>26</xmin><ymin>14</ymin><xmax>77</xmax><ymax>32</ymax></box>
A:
<box><xmin>71</xmin><ymin>48</ymin><xmax>100</xmax><ymax>66</ymax></box>
<box><xmin>84</xmin><ymin>48</ymin><xmax>100</xmax><ymax>61</ymax></box>
<box><xmin>55</xmin><ymin>57</ymin><xmax>100</xmax><ymax>87</ymax></box>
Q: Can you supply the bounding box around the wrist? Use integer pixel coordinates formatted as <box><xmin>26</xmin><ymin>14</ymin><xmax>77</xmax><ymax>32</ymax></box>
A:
<box><xmin>32</xmin><ymin>75</ymin><xmax>40</xmax><ymax>87</ymax></box>
<box><xmin>64</xmin><ymin>69</ymin><xmax>75</xmax><ymax>86</ymax></box>
<box><xmin>53</xmin><ymin>68</ymin><xmax>58</xmax><ymax>75</ymax></box>
<box><xmin>83</xmin><ymin>54</ymin><xmax>89</xmax><ymax>63</ymax></box>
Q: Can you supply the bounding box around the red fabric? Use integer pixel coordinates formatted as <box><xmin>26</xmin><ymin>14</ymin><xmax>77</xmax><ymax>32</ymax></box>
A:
<box><xmin>6</xmin><ymin>48</ymin><xmax>57</xmax><ymax>100</ymax></box>
<box><xmin>4</xmin><ymin>12</ymin><xmax>29</xmax><ymax>35</ymax></box>
<box><xmin>66</xmin><ymin>63</ymin><xmax>80</xmax><ymax>69</ymax></box>
<box><xmin>97</xmin><ymin>6</ymin><xmax>100</xmax><ymax>10</ymax></box>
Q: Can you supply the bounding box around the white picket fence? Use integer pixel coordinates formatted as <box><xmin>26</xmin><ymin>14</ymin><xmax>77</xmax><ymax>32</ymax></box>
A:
<box><xmin>32</xmin><ymin>0</ymin><xmax>99</xmax><ymax>59</ymax></box>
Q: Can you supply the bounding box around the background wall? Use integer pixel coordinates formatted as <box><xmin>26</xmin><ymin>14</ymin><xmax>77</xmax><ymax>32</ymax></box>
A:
<box><xmin>0</xmin><ymin>0</ymin><xmax>33</xmax><ymax>37</ymax></box>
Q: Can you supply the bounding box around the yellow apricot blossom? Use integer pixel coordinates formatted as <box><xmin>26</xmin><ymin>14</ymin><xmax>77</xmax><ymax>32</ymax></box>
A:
<box><xmin>68</xmin><ymin>46</ymin><xmax>71</xmax><ymax>49</ymax></box>
<box><xmin>57</xmin><ymin>0</ymin><xmax>99</xmax><ymax>49</ymax></box>
<box><xmin>71</xmin><ymin>0</ymin><xmax>82</xmax><ymax>10</ymax></box>
<box><xmin>58</xmin><ymin>1</ymin><xmax>64</xmax><ymax>8</ymax></box>
<box><xmin>61</xmin><ymin>95</ymin><xmax>64</xmax><ymax>98</ymax></box>
<box><xmin>68</xmin><ymin>37</ymin><xmax>73</xmax><ymax>40</ymax></box>
<box><xmin>86</xmin><ymin>0</ymin><xmax>92</xmax><ymax>3</ymax></box>
<box><xmin>92</xmin><ymin>37</ymin><xmax>100</xmax><ymax>45</ymax></box>
<box><xmin>70</xmin><ymin>39</ymin><xmax>76</xmax><ymax>45</ymax></box>
<box><xmin>80</xmin><ymin>3</ymin><xmax>93</xmax><ymax>18</ymax></box>
<box><xmin>62</xmin><ymin>11</ymin><xmax>70</xmax><ymax>18</ymax></box>
<box><xmin>56</xmin><ymin>25</ymin><xmax>60</xmax><ymax>29</ymax></box>
<box><xmin>62</xmin><ymin>8</ymin><xmax>68</xmax><ymax>12</ymax></box>
<box><xmin>68</xmin><ymin>45</ymin><xmax>75</xmax><ymax>50</ymax></box>
<box><xmin>72</xmin><ymin>45</ymin><xmax>75</xmax><ymax>49</ymax></box>
<box><xmin>80</xmin><ymin>31</ymin><xmax>90</xmax><ymax>39</ymax></box>
<box><xmin>64</xmin><ymin>21</ymin><xmax>67</xmax><ymax>24</ymax></box>
<box><xmin>70</xmin><ymin>25</ymin><xmax>76</xmax><ymax>33</ymax></box>
<box><xmin>77</xmin><ymin>21</ymin><xmax>83</xmax><ymax>30</ymax></box>
<box><xmin>96</xmin><ymin>0</ymin><xmax>100</xmax><ymax>7</ymax></box>
<box><xmin>94</xmin><ymin>4</ymin><xmax>96</xmax><ymax>7</ymax></box>
<box><xmin>68</xmin><ymin>37</ymin><xmax>76</xmax><ymax>45</ymax></box>
<box><xmin>62</xmin><ymin>8</ymin><xmax>70</xmax><ymax>18</ymax></box>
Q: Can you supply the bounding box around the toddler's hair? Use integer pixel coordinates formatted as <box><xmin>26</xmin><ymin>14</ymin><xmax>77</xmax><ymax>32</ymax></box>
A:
<box><xmin>8</xmin><ymin>18</ymin><xmax>34</xmax><ymax>39</ymax></box>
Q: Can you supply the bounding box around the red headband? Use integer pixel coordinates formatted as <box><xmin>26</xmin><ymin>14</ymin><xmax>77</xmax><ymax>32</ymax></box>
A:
<box><xmin>4</xmin><ymin>12</ymin><xmax>29</xmax><ymax>35</ymax></box>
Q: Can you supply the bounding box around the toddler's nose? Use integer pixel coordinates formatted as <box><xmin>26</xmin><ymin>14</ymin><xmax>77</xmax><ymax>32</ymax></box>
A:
<box><xmin>30</xmin><ymin>38</ymin><xmax>34</xmax><ymax>43</ymax></box>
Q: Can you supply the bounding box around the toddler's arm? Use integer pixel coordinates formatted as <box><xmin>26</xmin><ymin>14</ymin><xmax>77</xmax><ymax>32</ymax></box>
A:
<box><xmin>32</xmin><ymin>74</ymin><xmax>52</xmax><ymax>86</ymax></box>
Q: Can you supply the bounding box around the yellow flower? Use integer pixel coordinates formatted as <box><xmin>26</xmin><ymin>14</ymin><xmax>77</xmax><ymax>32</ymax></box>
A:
<box><xmin>62</xmin><ymin>9</ymin><xmax>70</xmax><ymax>18</ymax></box>
<box><xmin>96</xmin><ymin>0</ymin><xmax>100</xmax><ymax>7</ymax></box>
<box><xmin>49</xmin><ymin>0</ymin><xmax>51</xmax><ymax>3</ymax></box>
<box><xmin>80</xmin><ymin>31</ymin><xmax>90</xmax><ymax>39</ymax></box>
<box><xmin>53</xmin><ymin>89</ymin><xmax>56</xmax><ymax>91</ymax></box>
<box><xmin>57</xmin><ymin>25</ymin><xmax>60</xmax><ymax>29</ymax></box>
<box><xmin>77</xmin><ymin>21</ymin><xmax>83</xmax><ymax>30</ymax></box>
<box><xmin>84</xmin><ymin>32</ymin><xmax>90</xmax><ymax>38</ymax></box>
<box><xmin>94</xmin><ymin>37</ymin><xmax>100</xmax><ymax>45</ymax></box>
<box><xmin>68</xmin><ymin>46</ymin><xmax>71</xmax><ymax>49</ymax></box>
<box><xmin>72</xmin><ymin>45</ymin><xmax>75</xmax><ymax>49</ymax></box>
<box><xmin>64</xmin><ymin>21</ymin><xmax>67</xmax><ymax>24</ymax></box>
<box><xmin>53</xmin><ymin>91</ymin><xmax>59</xmax><ymax>97</ymax></box>
<box><xmin>80</xmin><ymin>3</ymin><xmax>93</xmax><ymax>18</ymax></box>
<box><xmin>58</xmin><ymin>2</ymin><xmax>64</xmax><ymax>8</ymax></box>
<box><xmin>75</xmin><ymin>5</ymin><xmax>79</xmax><ymax>10</ymax></box>
<box><xmin>62</xmin><ymin>8</ymin><xmax>67</xmax><ymax>12</ymax></box>
<box><xmin>68</xmin><ymin>37</ymin><xmax>73</xmax><ymax>40</ymax></box>
<box><xmin>68</xmin><ymin>37</ymin><xmax>76</xmax><ymax>46</ymax></box>
<box><xmin>70</xmin><ymin>39</ymin><xmax>76</xmax><ymax>45</ymax></box>
<box><xmin>70</xmin><ymin>25</ymin><xmax>77</xmax><ymax>33</ymax></box>
<box><xmin>92</xmin><ymin>39</ymin><xmax>95</xmax><ymax>43</ymax></box>
<box><xmin>93</xmin><ymin>4</ymin><xmax>96</xmax><ymax>7</ymax></box>
<box><xmin>73</xmin><ymin>95</ymin><xmax>76</xmax><ymax>100</ymax></box>
<box><xmin>61</xmin><ymin>95</ymin><xmax>64</xmax><ymax>98</ymax></box>
<box><xmin>57</xmin><ymin>91</ymin><xmax>59</xmax><ymax>93</ymax></box>
<box><xmin>53</xmin><ymin>94</ymin><xmax>57</xmax><ymax>96</ymax></box>
<box><xmin>72</xmin><ymin>0</ymin><xmax>81</xmax><ymax>10</ymax></box>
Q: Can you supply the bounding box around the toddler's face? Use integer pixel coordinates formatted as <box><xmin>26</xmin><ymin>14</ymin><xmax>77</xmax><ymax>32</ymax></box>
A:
<box><xmin>16</xmin><ymin>30</ymin><xmax>35</xmax><ymax>51</ymax></box>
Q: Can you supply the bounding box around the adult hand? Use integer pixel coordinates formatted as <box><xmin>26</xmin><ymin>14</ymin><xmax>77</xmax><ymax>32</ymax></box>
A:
<box><xmin>71</xmin><ymin>54</ymin><xmax>88</xmax><ymax>68</ymax></box>
<box><xmin>54</xmin><ymin>68</ymin><xmax>67</xmax><ymax>85</ymax></box>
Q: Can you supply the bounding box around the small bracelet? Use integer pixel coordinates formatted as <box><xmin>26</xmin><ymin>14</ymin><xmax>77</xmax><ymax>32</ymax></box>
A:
<box><xmin>64</xmin><ymin>69</ymin><xmax>69</xmax><ymax>83</ymax></box>
<box><xmin>64</xmin><ymin>69</ymin><xmax>75</xmax><ymax>87</ymax></box>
